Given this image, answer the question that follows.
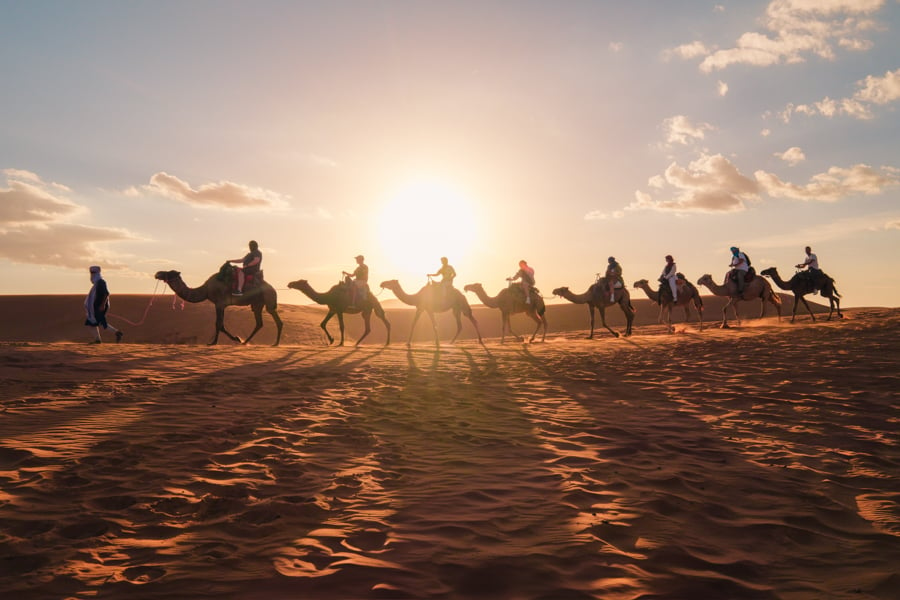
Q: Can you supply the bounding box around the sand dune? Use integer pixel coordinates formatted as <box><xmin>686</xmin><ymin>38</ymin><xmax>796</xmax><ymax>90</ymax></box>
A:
<box><xmin>1</xmin><ymin>294</ymin><xmax>898</xmax><ymax>599</ymax></box>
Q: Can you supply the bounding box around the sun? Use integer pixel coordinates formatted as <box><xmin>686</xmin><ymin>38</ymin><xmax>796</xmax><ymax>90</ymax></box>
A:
<box><xmin>376</xmin><ymin>178</ymin><xmax>479</xmax><ymax>278</ymax></box>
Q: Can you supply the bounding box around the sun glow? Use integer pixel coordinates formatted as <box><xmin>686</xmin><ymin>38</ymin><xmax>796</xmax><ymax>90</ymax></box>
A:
<box><xmin>376</xmin><ymin>178</ymin><xmax>479</xmax><ymax>276</ymax></box>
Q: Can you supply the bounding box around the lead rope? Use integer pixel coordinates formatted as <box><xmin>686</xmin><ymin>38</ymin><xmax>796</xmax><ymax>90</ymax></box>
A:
<box><xmin>108</xmin><ymin>280</ymin><xmax>182</xmax><ymax>326</ymax></box>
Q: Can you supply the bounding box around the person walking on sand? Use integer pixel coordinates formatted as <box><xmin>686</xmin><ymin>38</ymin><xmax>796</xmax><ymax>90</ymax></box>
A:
<box><xmin>659</xmin><ymin>254</ymin><xmax>678</xmax><ymax>303</ymax></box>
<box><xmin>508</xmin><ymin>259</ymin><xmax>535</xmax><ymax>304</ymax></box>
<box><xmin>428</xmin><ymin>256</ymin><xmax>456</xmax><ymax>301</ymax></box>
<box><xmin>729</xmin><ymin>246</ymin><xmax>749</xmax><ymax>294</ymax></box>
<box><xmin>342</xmin><ymin>254</ymin><xmax>369</xmax><ymax>307</ymax></box>
<box><xmin>84</xmin><ymin>266</ymin><xmax>123</xmax><ymax>344</ymax></box>
<box><xmin>228</xmin><ymin>240</ymin><xmax>262</xmax><ymax>295</ymax></box>
<box><xmin>605</xmin><ymin>256</ymin><xmax>624</xmax><ymax>302</ymax></box>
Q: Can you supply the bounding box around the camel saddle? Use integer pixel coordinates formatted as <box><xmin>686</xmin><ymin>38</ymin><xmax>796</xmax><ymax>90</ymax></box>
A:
<box><xmin>726</xmin><ymin>267</ymin><xmax>756</xmax><ymax>285</ymax></box>
<box><xmin>218</xmin><ymin>262</ymin><xmax>264</xmax><ymax>292</ymax></box>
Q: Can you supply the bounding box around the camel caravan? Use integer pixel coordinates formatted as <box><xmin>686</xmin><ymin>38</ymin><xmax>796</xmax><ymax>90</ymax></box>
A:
<box><xmin>153</xmin><ymin>242</ymin><xmax>842</xmax><ymax>347</ymax></box>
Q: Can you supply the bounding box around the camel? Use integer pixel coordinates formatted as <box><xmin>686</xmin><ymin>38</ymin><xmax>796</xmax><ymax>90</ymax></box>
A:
<box><xmin>154</xmin><ymin>265</ymin><xmax>283</xmax><ymax>345</ymax></box>
<box><xmin>760</xmin><ymin>267</ymin><xmax>843</xmax><ymax>323</ymax></box>
<box><xmin>696</xmin><ymin>272</ymin><xmax>782</xmax><ymax>328</ymax></box>
<box><xmin>552</xmin><ymin>278</ymin><xmax>634</xmax><ymax>338</ymax></box>
<box><xmin>287</xmin><ymin>277</ymin><xmax>390</xmax><ymax>346</ymax></box>
<box><xmin>380</xmin><ymin>280</ymin><xmax>483</xmax><ymax>347</ymax></box>
<box><xmin>633</xmin><ymin>278</ymin><xmax>704</xmax><ymax>332</ymax></box>
<box><xmin>463</xmin><ymin>282</ymin><xmax>547</xmax><ymax>343</ymax></box>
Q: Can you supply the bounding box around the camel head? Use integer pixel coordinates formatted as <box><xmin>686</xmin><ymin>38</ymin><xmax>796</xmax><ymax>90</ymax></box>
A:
<box><xmin>379</xmin><ymin>279</ymin><xmax>399</xmax><ymax>290</ymax></box>
<box><xmin>633</xmin><ymin>279</ymin><xmax>649</xmax><ymax>288</ymax></box>
<box><xmin>697</xmin><ymin>274</ymin><xmax>713</xmax><ymax>286</ymax></box>
<box><xmin>463</xmin><ymin>283</ymin><xmax>483</xmax><ymax>293</ymax></box>
<box><xmin>759</xmin><ymin>267</ymin><xmax>776</xmax><ymax>277</ymax></box>
<box><xmin>154</xmin><ymin>270</ymin><xmax>181</xmax><ymax>282</ymax></box>
<box><xmin>552</xmin><ymin>287</ymin><xmax>569</xmax><ymax>297</ymax></box>
<box><xmin>287</xmin><ymin>279</ymin><xmax>308</xmax><ymax>291</ymax></box>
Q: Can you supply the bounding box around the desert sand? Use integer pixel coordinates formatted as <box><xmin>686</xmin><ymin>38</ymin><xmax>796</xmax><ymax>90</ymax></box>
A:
<box><xmin>1</xmin><ymin>292</ymin><xmax>899</xmax><ymax>599</ymax></box>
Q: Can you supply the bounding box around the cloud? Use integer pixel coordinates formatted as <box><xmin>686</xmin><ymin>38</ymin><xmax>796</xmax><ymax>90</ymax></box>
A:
<box><xmin>673</xmin><ymin>0</ymin><xmax>886</xmax><ymax>73</ymax></box>
<box><xmin>775</xmin><ymin>146</ymin><xmax>806</xmax><ymax>165</ymax></box>
<box><xmin>630</xmin><ymin>154</ymin><xmax>761</xmax><ymax>213</ymax></box>
<box><xmin>717</xmin><ymin>80</ymin><xmax>729</xmax><ymax>96</ymax></box>
<box><xmin>661</xmin><ymin>41</ymin><xmax>710</xmax><ymax>62</ymax></box>
<box><xmin>145</xmin><ymin>172</ymin><xmax>288</xmax><ymax>210</ymax></box>
<box><xmin>751</xmin><ymin>211</ymin><xmax>900</xmax><ymax>249</ymax></box>
<box><xmin>780</xmin><ymin>68</ymin><xmax>900</xmax><ymax>121</ymax></box>
<box><xmin>1</xmin><ymin>170</ymin><xmax>81</xmax><ymax>225</ymax></box>
<box><xmin>663</xmin><ymin>115</ymin><xmax>714</xmax><ymax>145</ymax></box>
<box><xmin>609</xmin><ymin>42</ymin><xmax>624</xmax><ymax>53</ymax></box>
<box><xmin>885</xmin><ymin>219</ymin><xmax>900</xmax><ymax>230</ymax></box>
<box><xmin>755</xmin><ymin>163</ymin><xmax>899</xmax><ymax>201</ymax></box>
<box><xmin>0</xmin><ymin>223</ymin><xmax>132</xmax><ymax>269</ymax></box>
<box><xmin>1</xmin><ymin>169</ymin><xmax>136</xmax><ymax>269</ymax></box>
<box><xmin>584</xmin><ymin>209</ymin><xmax>624</xmax><ymax>221</ymax></box>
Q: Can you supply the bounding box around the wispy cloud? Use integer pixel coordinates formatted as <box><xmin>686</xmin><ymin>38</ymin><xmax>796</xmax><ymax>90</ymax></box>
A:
<box><xmin>751</xmin><ymin>210</ymin><xmax>900</xmax><ymax>249</ymax></box>
<box><xmin>780</xmin><ymin>67</ymin><xmax>900</xmax><ymax>121</ymax></box>
<box><xmin>756</xmin><ymin>163</ymin><xmax>900</xmax><ymax>201</ymax></box>
<box><xmin>664</xmin><ymin>0</ymin><xmax>885</xmax><ymax>73</ymax></box>
<box><xmin>143</xmin><ymin>172</ymin><xmax>289</xmax><ymax>210</ymax></box>
<box><xmin>0</xmin><ymin>169</ymin><xmax>135</xmax><ymax>269</ymax></box>
<box><xmin>663</xmin><ymin>115</ymin><xmax>715</xmax><ymax>145</ymax></box>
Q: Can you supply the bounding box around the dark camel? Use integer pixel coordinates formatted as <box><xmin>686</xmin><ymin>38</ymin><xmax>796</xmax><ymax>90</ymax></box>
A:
<box><xmin>633</xmin><ymin>278</ymin><xmax>704</xmax><ymax>332</ymax></box>
<box><xmin>287</xmin><ymin>277</ymin><xmax>391</xmax><ymax>346</ymax></box>
<box><xmin>552</xmin><ymin>278</ymin><xmax>634</xmax><ymax>338</ymax></box>
<box><xmin>154</xmin><ymin>265</ymin><xmax>283</xmax><ymax>345</ymax></box>
<box><xmin>464</xmin><ymin>282</ymin><xmax>547</xmax><ymax>343</ymax></box>
<box><xmin>760</xmin><ymin>267</ymin><xmax>843</xmax><ymax>322</ymax></box>
<box><xmin>380</xmin><ymin>280</ymin><xmax>483</xmax><ymax>347</ymax></box>
<box><xmin>696</xmin><ymin>272</ymin><xmax>782</xmax><ymax>328</ymax></box>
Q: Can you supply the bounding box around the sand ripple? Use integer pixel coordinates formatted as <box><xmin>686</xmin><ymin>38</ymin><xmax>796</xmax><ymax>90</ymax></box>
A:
<box><xmin>1</xmin><ymin>309</ymin><xmax>899</xmax><ymax>599</ymax></box>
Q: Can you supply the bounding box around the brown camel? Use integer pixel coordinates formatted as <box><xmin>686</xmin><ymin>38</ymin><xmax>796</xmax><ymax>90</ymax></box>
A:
<box><xmin>154</xmin><ymin>265</ymin><xmax>283</xmax><ymax>345</ymax></box>
<box><xmin>552</xmin><ymin>278</ymin><xmax>634</xmax><ymax>338</ymax></box>
<box><xmin>696</xmin><ymin>272</ymin><xmax>782</xmax><ymax>328</ymax></box>
<box><xmin>633</xmin><ymin>278</ymin><xmax>704</xmax><ymax>332</ymax></box>
<box><xmin>760</xmin><ymin>267</ymin><xmax>842</xmax><ymax>323</ymax></box>
<box><xmin>287</xmin><ymin>277</ymin><xmax>390</xmax><ymax>346</ymax></box>
<box><xmin>463</xmin><ymin>282</ymin><xmax>547</xmax><ymax>343</ymax></box>
<box><xmin>380</xmin><ymin>280</ymin><xmax>483</xmax><ymax>347</ymax></box>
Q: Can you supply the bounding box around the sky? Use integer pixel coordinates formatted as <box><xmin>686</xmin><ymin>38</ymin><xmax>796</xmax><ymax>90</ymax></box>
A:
<box><xmin>2</xmin><ymin>0</ymin><xmax>899</xmax><ymax>308</ymax></box>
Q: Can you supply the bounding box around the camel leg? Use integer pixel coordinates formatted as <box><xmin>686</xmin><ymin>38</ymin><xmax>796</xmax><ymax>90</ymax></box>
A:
<box><xmin>769</xmin><ymin>294</ymin><xmax>782</xmax><ymax>322</ymax></box>
<box><xmin>268</xmin><ymin>307</ymin><xmax>283</xmax><ymax>346</ymax></box>
<box><xmin>214</xmin><ymin>306</ymin><xmax>242</xmax><ymax>344</ymax></box>
<box><xmin>527</xmin><ymin>311</ymin><xmax>543</xmax><ymax>343</ymax></box>
<box><xmin>407</xmin><ymin>309</ymin><xmax>425</xmax><ymax>347</ymax></box>
<box><xmin>587</xmin><ymin>305</ymin><xmax>596</xmax><ymax>339</ymax></box>
<box><xmin>320</xmin><ymin>311</ymin><xmax>336</xmax><ymax>345</ymax></box>
<box><xmin>242</xmin><ymin>306</ymin><xmax>265</xmax><ymax>344</ymax></box>
<box><xmin>797</xmin><ymin>294</ymin><xmax>815</xmax><ymax>323</ymax></box>
<box><xmin>374</xmin><ymin>305</ymin><xmax>391</xmax><ymax>345</ymax></box>
<box><xmin>450</xmin><ymin>309</ymin><xmax>464</xmax><ymax>344</ymax></box>
<box><xmin>598</xmin><ymin>307</ymin><xmax>619</xmax><ymax>338</ymax></box>
<box><xmin>430</xmin><ymin>311</ymin><xmax>443</xmax><ymax>347</ymax></box>
<box><xmin>356</xmin><ymin>310</ymin><xmax>373</xmax><ymax>346</ymax></box>
<box><xmin>505</xmin><ymin>312</ymin><xmax>523</xmax><ymax>343</ymax></box>
<box><xmin>336</xmin><ymin>312</ymin><xmax>346</xmax><ymax>346</ymax></box>
<box><xmin>619</xmin><ymin>302</ymin><xmax>634</xmax><ymax>337</ymax></box>
<box><xmin>466</xmin><ymin>313</ymin><xmax>484</xmax><ymax>346</ymax></box>
<box><xmin>720</xmin><ymin>299</ymin><xmax>733</xmax><ymax>328</ymax></box>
